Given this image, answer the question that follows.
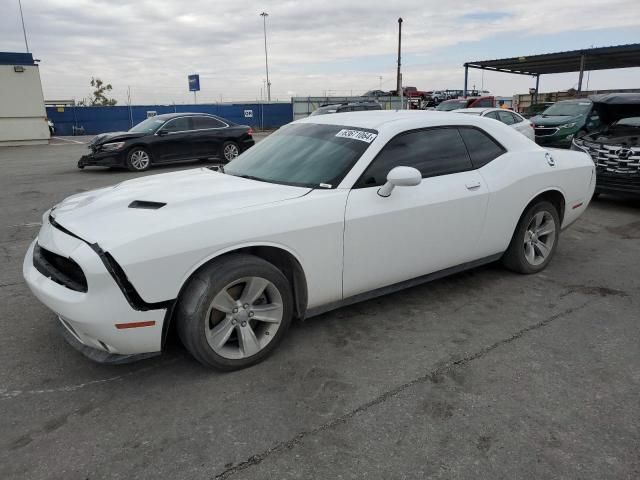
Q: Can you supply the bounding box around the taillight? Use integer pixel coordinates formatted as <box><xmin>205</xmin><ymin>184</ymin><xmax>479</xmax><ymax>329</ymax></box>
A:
<box><xmin>247</xmin><ymin>127</ymin><xmax>254</xmax><ymax>136</ymax></box>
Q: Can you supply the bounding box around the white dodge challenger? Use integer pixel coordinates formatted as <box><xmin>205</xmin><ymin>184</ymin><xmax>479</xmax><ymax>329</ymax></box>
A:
<box><xmin>24</xmin><ymin>111</ymin><xmax>595</xmax><ymax>370</ymax></box>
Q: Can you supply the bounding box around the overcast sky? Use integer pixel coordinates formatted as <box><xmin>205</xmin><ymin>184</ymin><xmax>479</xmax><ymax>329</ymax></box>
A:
<box><xmin>2</xmin><ymin>0</ymin><xmax>639</xmax><ymax>104</ymax></box>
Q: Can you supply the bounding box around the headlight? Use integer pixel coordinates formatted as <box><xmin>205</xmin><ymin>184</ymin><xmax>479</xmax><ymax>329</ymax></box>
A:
<box><xmin>101</xmin><ymin>141</ymin><xmax>126</xmax><ymax>151</ymax></box>
<box><xmin>558</xmin><ymin>122</ymin><xmax>577</xmax><ymax>129</ymax></box>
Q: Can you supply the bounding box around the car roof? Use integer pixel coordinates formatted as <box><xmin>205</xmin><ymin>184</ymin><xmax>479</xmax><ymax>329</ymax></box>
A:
<box><xmin>296</xmin><ymin>110</ymin><xmax>539</xmax><ymax>153</ymax></box>
<box><xmin>456</xmin><ymin>107</ymin><xmax>494</xmax><ymax>114</ymax></box>
<box><xmin>457</xmin><ymin>107</ymin><xmax>522</xmax><ymax>116</ymax></box>
<box><xmin>590</xmin><ymin>93</ymin><xmax>640</xmax><ymax>105</ymax></box>
<box><xmin>154</xmin><ymin>112</ymin><xmax>221</xmax><ymax>120</ymax></box>
<box><xmin>298</xmin><ymin>110</ymin><xmax>476</xmax><ymax>129</ymax></box>
<box><xmin>554</xmin><ymin>99</ymin><xmax>592</xmax><ymax>104</ymax></box>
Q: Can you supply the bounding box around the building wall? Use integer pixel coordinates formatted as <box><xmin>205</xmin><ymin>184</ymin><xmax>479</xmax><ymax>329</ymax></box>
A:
<box><xmin>0</xmin><ymin>64</ymin><xmax>49</xmax><ymax>145</ymax></box>
<box><xmin>46</xmin><ymin>102</ymin><xmax>293</xmax><ymax>135</ymax></box>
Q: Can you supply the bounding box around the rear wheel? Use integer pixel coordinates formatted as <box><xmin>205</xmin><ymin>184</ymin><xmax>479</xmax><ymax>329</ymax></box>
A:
<box><xmin>126</xmin><ymin>147</ymin><xmax>151</xmax><ymax>172</ymax></box>
<box><xmin>221</xmin><ymin>141</ymin><xmax>240</xmax><ymax>162</ymax></box>
<box><xmin>176</xmin><ymin>254</ymin><xmax>293</xmax><ymax>370</ymax></box>
<box><xmin>502</xmin><ymin>201</ymin><xmax>560</xmax><ymax>274</ymax></box>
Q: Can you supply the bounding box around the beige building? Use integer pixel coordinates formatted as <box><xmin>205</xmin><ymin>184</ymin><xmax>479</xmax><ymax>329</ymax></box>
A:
<box><xmin>0</xmin><ymin>52</ymin><xmax>49</xmax><ymax>146</ymax></box>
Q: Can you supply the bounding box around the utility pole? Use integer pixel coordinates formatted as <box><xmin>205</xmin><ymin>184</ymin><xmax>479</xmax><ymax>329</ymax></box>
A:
<box><xmin>18</xmin><ymin>0</ymin><xmax>30</xmax><ymax>52</ymax></box>
<box><xmin>379</xmin><ymin>76</ymin><xmax>383</xmax><ymax>90</ymax></box>
<box><xmin>260</xmin><ymin>12</ymin><xmax>271</xmax><ymax>102</ymax></box>
<box><xmin>396</xmin><ymin>18</ymin><xmax>403</xmax><ymax>96</ymax></box>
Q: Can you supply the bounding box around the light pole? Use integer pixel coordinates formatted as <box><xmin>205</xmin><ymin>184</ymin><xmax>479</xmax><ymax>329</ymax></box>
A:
<box><xmin>260</xmin><ymin>12</ymin><xmax>271</xmax><ymax>102</ymax></box>
<box><xmin>396</xmin><ymin>18</ymin><xmax>403</xmax><ymax>96</ymax></box>
<box><xmin>18</xmin><ymin>0</ymin><xmax>30</xmax><ymax>53</ymax></box>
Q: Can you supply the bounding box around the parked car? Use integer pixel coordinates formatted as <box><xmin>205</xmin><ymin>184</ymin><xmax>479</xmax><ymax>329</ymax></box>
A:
<box><xmin>456</xmin><ymin>108</ymin><xmax>534</xmax><ymax>141</ymax></box>
<box><xmin>521</xmin><ymin>102</ymin><xmax>555</xmax><ymax>119</ymax></box>
<box><xmin>310</xmin><ymin>101</ymin><xmax>382</xmax><ymax>116</ymax></box>
<box><xmin>362</xmin><ymin>90</ymin><xmax>390</xmax><ymax>97</ymax></box>
<box><xmin>402</xmin><ymin>86</ymin><xmax>430</xmax><ymax>100</ymax></box>
<box><xmin>431</xmin><ymin>91</ymin><xmax>447</xmax><ymax>103</ymax></box>
<box><xmin>530</xmin><ymin>99</ymin><xmax>600</xmax><ymax>148</ymax></box>
<box><xmin>436</xmin><ymin>96</ymin><xmax>495</xmax><ymax>111</ymax></box>
<box><xmin>77</xmin><ymin>113</ymin><xmax>254</xmax><ymax>172</ymax></box>
<box><xmin>24</xmin><ymin>110</ymin><xmax>595</xmax><ymax>370</ymax></box>
<box><xmin>571</xmin><ymin>93</ymin><xmax>640</xmax><ymax>198</ymax></box>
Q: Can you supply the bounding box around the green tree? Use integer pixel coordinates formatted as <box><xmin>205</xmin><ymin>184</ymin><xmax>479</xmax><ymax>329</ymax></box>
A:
<box><xmin>79</xmin><ymin>77</ymin><xmax>117</xmax><ymax>106</ymax></box>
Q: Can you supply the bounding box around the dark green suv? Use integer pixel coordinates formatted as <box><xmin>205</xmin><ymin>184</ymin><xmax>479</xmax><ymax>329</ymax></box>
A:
<box><xmin>531</xmin><ymin>99</ymin><xmax>601</xmax><ymax>148</ymax></box>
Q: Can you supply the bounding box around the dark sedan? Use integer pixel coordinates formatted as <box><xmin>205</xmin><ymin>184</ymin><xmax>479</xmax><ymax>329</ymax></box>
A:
<box><xmin>78</xmin><ymin>113</ymin><xmax>255</xmax><ymax>172</ymax></box>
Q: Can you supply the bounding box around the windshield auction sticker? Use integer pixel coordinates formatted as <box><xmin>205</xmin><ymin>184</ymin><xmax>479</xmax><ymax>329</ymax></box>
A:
<box><xmin>335</xmin><ymin>129</ymin><xmax>378</xmax><ymax>143</ymax></box>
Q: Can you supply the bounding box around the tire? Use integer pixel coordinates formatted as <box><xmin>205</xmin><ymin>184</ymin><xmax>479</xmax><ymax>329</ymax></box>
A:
<box><xmin>126</xmin><ymin>147</ymin><xmax>151</xmax><ymax>172</ymax></box>
<box><xmin>175</xmin><ymin>254</ymin><xmax>293</xmax><ymax>371</ymax></box>
<box><xmin>502</xmin><ymin>200</ymin><xmax>560</xmax><ymax>274</ymax></box>
<box><xmin>220</xmin><ymin>141</ymin><xmax>240</xmax><ymax>163</ymax></box>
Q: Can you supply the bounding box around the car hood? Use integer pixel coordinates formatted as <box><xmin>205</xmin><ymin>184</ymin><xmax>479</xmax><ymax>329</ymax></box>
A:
<box><xmin>90</xmin><ymin>131</ymin><xmax>147</xmax><ymax>146</ymax></box>
<box><xmin>531</xmin><ymin>114</ymin><xmax>583</xmax><ymax>127</ymax></box>
<box><xmin>50</xmin><ymin>168</ymin><xmax>312</xmax><ymax>250</ymax></box>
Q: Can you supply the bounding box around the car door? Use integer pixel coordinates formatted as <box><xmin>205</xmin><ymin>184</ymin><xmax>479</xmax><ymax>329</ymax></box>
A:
<box><xmin>192</xmin><ymin>115</ymin><xmax>229</xmax><ymax>158</ymax></box>
<box><xmin>342</xmin><ymin>127</ymin><xmax>489</xmax><ymax>298</ymax></box>
<box><xmin>151</xmin><ymin>116</ymin><xmax>194</xmax><ymax>162</ymax></box>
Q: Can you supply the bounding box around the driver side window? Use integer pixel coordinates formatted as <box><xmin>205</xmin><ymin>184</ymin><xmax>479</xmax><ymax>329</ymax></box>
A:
<box><xmin>355</xmin><ymin>127</ymin><xmax>473</xmax><ymax>188</ymax></box>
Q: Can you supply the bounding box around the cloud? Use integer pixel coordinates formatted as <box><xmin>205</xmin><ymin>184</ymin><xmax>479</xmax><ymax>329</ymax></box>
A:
<box><xmin>2</xmin><ymin>0</ymin><xmax>639</xmax><ymax>103</ymax></box>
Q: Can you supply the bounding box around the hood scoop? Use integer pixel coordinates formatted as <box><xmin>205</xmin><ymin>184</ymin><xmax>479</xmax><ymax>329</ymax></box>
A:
<box><xmin>128</xmin><ymin>200</ymin><xmax>166</xmax><ymax>210</ymax></box>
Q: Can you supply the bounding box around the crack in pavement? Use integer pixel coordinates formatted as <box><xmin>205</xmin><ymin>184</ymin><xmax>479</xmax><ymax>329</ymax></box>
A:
<box><xmin>0</xmin><ymin>357</ymin><xmax>181</xmax><ymax>400</ymax></box>
<box><xmin>213</xmin><ymin>300</ymin><xmax>592</xmax><ymax>480</ymax></box>
<box><xmin>0</xmin><ymin>281</ymin><xmax>23</xmax><ymax>288</ymax></box>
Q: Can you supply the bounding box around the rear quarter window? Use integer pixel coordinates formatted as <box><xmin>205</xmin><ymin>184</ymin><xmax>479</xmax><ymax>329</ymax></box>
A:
<box><xmin>458</xmin><ymin>127</ymin><xmax>506</xmax><ymax>169</ymax></box>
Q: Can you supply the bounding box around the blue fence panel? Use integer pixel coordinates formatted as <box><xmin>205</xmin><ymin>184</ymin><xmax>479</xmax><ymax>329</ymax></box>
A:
<box><xmin>46</xmin><ymin>103</ymin><xmax>293</xmax><ymax>135</ymax></box>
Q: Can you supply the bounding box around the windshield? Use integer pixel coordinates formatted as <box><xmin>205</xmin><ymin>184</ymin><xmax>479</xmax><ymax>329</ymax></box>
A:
<box><xmin>225</xmin><ymin>123</ymin><xmax>378</xmax><ymax>188</ymax></box>
<box><xmin>436</xmin><ymin>100</ymin><xmax>468</xmax><ymax>111</ymax></box>
<box><xmin>612</xmin><ymin>117</ymin><xmax>640</xmax><ymax>128</ymax></box>
<box><xmin>542</xmin><ymin>101</ymin><xmax>591</xmax><ymax>117</ymax></box>
<box><xmin>129</xmin><ymin>117</ymin><xmax>166</xmax><ymax>134</ymax></box>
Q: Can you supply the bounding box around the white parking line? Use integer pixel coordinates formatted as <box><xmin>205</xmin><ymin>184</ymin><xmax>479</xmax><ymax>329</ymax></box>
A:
<box><xmin>9</xmin><ymin>222</ymin><xmax>41</xmax><ymax>228</ymax></box>
<box><xmin>51</xmin><ymin>137</ymin><xmax>86</xmax><ymax>145</ymax></box>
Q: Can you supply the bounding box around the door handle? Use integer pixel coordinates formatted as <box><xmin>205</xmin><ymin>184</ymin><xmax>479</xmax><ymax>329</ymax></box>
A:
<box><xmin>465</xmin><ymin>181</ymin><xmax>481</xmax><ymax>190</ymax></box>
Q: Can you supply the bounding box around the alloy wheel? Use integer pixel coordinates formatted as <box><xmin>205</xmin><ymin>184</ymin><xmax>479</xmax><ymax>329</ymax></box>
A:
<box><xmin>523</xmin><ymin>211</ymin><xmax>556</xmax><ymax>266</ymax></box>
<box><xmin>205</xmin><ymin>276</ymin><xmax>284</xmax><ymax>359</ymax></box>
<box><xmin>223</xmin><ymin>144</ymin><xmax>239</xmax><ymax>161</ymax></box>
<box><xmin>130</xmin><ymin>150</ymin><xmax>150</xmax><ymax>170</ymax></box>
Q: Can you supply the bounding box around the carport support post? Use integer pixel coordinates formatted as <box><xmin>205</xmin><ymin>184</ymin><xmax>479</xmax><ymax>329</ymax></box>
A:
<box><xmin>534</xmin><ymin>74</ymin><xmax>540</xmax><ymax>105</ymax></box>
<box><xmin>577</xmin><ymin>54</ymin><xmax>586</xmax><ymax>93</ymax></box>
<box><xmin>463</xmin><ymin>64</ymin><xmax>469</xmax><ymax>97</ymax></box>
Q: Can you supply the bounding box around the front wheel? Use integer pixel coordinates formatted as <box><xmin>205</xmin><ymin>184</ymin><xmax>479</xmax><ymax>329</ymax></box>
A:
<box><xmin>176</xmin><ymin>254</ymin><xmax>293</xmax><ymax>370</ymax></box>
<box><xmin>220</xmin><ymin>141</ymin><xmax>240</xmax><ymax>163</ymax></box>
<box><xmin>126</xmin><ymin>147</ymin><xmax>151</xmax><ymax>172</ymax></box>
<box><xmin>502</xmin><ymin>201</ymin><xmax>560</xmax><ymax>274</ymax></box>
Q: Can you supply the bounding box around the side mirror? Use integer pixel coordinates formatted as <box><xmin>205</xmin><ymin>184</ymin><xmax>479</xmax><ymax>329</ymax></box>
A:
<box><xmin>377</xmin><ymin>166</ymin><xmax>422</xmax><ymax>197</ymax></box>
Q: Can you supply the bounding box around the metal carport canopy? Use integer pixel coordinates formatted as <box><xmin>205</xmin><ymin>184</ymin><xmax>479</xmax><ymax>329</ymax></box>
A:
<box><xmin>463</xmin><ymin>43</ymin><xmax>640</xmax><ymax>97</ymax></box>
